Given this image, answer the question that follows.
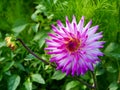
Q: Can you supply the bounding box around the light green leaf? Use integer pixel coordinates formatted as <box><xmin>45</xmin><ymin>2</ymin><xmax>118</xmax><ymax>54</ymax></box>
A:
<box><xmin>0</xmin><ymin>57</ymin><xmax>5</xmax><ymax>62</ymax></box>
<box><xmin>51</xmin><ymin>70</ymin><xmax>66</xmax><ymax>80</ymax></box>
<box><xmin>66</xmin><ymin>81</ymin><xmax>79</xmax><ymax>90</ymax></box>
<box><xmin>3</xmin><ymin>61</ymin><xmax>14</xmax><ymax>72</ymax></box>
<box><xmin>32</xmin><ymin>23</ymin><xmax>40</xmax><ymax>33</ymax></box>
<box><xmin>31</xmin><ymin>74</ymin><xmax>45</xmax><ymax>84</ymax></box>
<box><xmin>8</xmin><ymin>75</ymin><xmax>20</xmax><ymax>90</ymax></box>
<box><xmin>109</xmin><ymin>81</ymin><xmax>118</xmax><ymax>90</ymax></box>
<box><xmin>0</xmin><ymin>41</ymin><xmax>6</xmax><ymax>48</ymax></box>
<box><xmin>12</xmin><ymin>24</ymin><xmax>28</xmax><ymax>33</ymax></box>
<box><xmin>104</xmin><ymin>42</ymin><xmax>115</xmax><ymax>53</ymax></box>
<box><xmin>24</xmin><ymin>78</ymin><xmax>32</xmax><ymax>90</ymax></box>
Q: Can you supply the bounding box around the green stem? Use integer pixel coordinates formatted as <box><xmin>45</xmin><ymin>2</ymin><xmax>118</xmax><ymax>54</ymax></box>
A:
<box><xmin>91</xmin><ymin>71</ymin><xmax>98</xmax><ymax>90</ymax></box>
<box><xmin>116</xmin><ymin>58</ymin><xmax>120</xmax><ymax>83</ymax></box>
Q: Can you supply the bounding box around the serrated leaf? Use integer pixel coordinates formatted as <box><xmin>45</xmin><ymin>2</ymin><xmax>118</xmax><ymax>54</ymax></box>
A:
<box><xmin>31</xmin><ymin>74</ymin><xmax>45</xmax><ymax>84</ymax></box>
<box><xmin>8</xmin><ymin>75</ymin><xmax>20</xmax><ymax>90</ymax></box>
<box><xmin>24</xmin><ymin>78</ymin><xmax>32</xmax><ymax>90</ymax></box>
<box><xmin>66</xmin><ymin>81</ymin><xmax>79</xmax><ymax>90</ymax></box>
<box><xmin>3</xmin><ymin>61</ymin><xmax>14</xmax><ymax>72</ymax></box>
<box><xmin>12</xmin><ymin>24</ymin><xmax>28</xmax><ymax>33</ymax></box>
<box><xmin>109</xmin><ymin>81</ymin><xmax>118</xmax><ymax>90</ymax></box>
<box><xmin>51</xmin><ymin>70</ymin><xmax>66</xmax><ymax>80</ymax></box>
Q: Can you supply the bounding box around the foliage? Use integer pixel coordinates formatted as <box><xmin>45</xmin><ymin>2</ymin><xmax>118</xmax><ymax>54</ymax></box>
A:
<box><xmin>0</xmin><ymin>0</ymin><xmax>119</xmax><ymax>90</ymax></box>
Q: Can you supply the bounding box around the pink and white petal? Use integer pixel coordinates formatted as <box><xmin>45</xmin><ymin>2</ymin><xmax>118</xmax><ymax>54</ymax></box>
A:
<box><xmin>66</xmin><ymin>16</ymin><xmax>73</xmax><ymax>32</ymax></box>
<box><xmin>73</xmin><ymin>23</ymin><xmax>77</xmax><ymax>35</ymax></box>
<box><xmin>50</xmin><ymin>54</ymin><xmax>68</xmax><ymax>62</ymax></box>
<box><xmin>78</xmin><ymin>16</ymin><xmax>84</xmax><ymax>32</ymax></box>
<box><xmin>87</xmin><ymin>25</ymin><xmax>99</xmax><ymax>36</ymax></box>
<box><xmin>84</xmin><ymin>20</ymin><xmax>92</xmax><ymax>31</ymax></box>
<box><xmin>57</xmin><ymin>20</ymin><xmax>64</xmax><ymax>29</ymax></box>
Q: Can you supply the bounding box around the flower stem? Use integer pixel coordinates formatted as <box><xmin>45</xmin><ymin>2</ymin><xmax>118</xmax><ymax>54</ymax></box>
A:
<box><xmin>74</xmin><ymin>76</ymin><xmax>95</xmax><ymax>89</ymax></box>
<box><xmin>16</xmin><ymin>38</ymin><xmax>56</xmax><ymax>68</ymax></box>
<box><xmin>16</xmin><ymin>38</ymin><xmax>96</xmax><ymax>90</ymax></box>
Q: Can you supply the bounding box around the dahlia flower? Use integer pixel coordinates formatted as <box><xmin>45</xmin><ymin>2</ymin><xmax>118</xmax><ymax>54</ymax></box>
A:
<box><xmin>45</xmin><ymin>16</ymin><xmax>104</xmax><ymax>76</ymax></box>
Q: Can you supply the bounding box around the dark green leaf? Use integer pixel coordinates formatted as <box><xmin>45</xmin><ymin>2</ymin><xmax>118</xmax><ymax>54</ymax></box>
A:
<box><xmin>15</xmin><ymin>62</ymin><xmax>25</xmax><ymax>71</ymax></box>
<box><xmin>96</xmin><ymin>69</ymin><xmax>105</xmax><ymax>76</ymax></box>
<box><xmin>3</xmin><ymin>61</ymin><xmax>14</xmax><ymax>72</ymax></box>
<box><xmin>51</xmin><ymin>70</ymin><xmax>66</xmax><ymax>80</ymax></box>
<box><xmin>106</xmin><ymin>65</ymin><xmax>117</xmax><ymax>73</ymax></box>
<box><xmin>104</xmin><ymin>42</ymin><xmax>120</xmax><ymax>60</ymax></box>
<box><xmin>0</xmin><ymin>73</ymin><xmax>3</xmax><ymax>81</ymax></box>
<box><xmin>8</xmin><ymin>75</ymin><xmax>20</xmax><ymax>90</ymax></box>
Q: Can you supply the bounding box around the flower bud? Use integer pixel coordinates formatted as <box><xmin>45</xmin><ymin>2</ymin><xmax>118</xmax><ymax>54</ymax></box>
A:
<box><xmin>5</xmin><ymin>36</ymin><xmax>17</xmax><ymax>50</ymax></box>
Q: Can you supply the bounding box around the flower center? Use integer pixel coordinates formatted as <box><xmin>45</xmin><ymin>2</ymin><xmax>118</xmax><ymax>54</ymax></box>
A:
<box><xmin>65</xmin><ymin>38</ymin><xmax>80</xmax><ymax>52</ymax></box>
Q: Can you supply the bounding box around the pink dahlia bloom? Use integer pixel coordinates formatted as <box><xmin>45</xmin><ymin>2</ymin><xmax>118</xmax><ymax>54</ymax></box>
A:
<box><xmin>45</xmin><ymin>16</ymin><xmax>104</xmax><ymax>76</ymax></box>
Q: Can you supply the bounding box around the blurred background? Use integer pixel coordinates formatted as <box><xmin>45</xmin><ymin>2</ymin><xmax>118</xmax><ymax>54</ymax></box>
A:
<box><xmin>0</xmin><ymin>0</ymin><xmax>119</xmax><ymax>90</ymax></box>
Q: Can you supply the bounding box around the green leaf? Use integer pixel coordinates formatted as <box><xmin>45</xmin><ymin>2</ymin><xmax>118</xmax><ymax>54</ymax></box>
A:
<box><xmin>109</xmin><ymin>81</ymin><xmax>118</xmax><ymax>90</ymax></box>
<box><xmin>65</xmin><ymin>81</ymin><xmax>79</xmax><ymax>90</ymax></box>
<box><xmin>32</xmin><ymin>23</ymin><xmax>40</xmax><ymax>33</ymax></box>
<box><xmin>8</xmin><ymin>75</ymin><xmax>20</xmax><ymax>90</ymax></box>
<box><xmin>104</xmin><ymin>42</ymin><xmax>120</xmax><ymax>60</ymax></box>
<box><xmin>106</xmin><ymin>64</ymin><xmax>117</xmax><ymax>73</ymax></box>
<box><xmin>24</xmin><ymin>54</ymin><xmax>35</xmax><ymax>61</ymax></box>
<box><xmin>24</xmin><ymin>78</ymin><xmax>32</xmax><ymax>90</ymax></box>
<box><xmin>0</xmin><ymin>41</ymin><xmax>6</xmax><ymax>48</ymax></box>
<box><xmin>31</xmin><ymin>74</ymin><xmax>45</xmax><ymax>84</ymax></box>
<box><xmin>0</xmin><ymin>57</ymin><xmax>5</xmax><ymax>62</ymax></box>
<box><xmin>3</xmin><ymin>61</ymin><xmax>14</xmax><ymax>72</ymax></box>
<box><xmin>15</xmin><ymin>62</ymin><xmax>25</xmax><ymax>71</ymax></box>
<box><xmin>104</xmin><ymin>42</ymin><xmax>115</xmax><ymax>53</ymax></box>
<box><xmin>12</xmin><ymin>24</ymin><xmax>28</xmax><ymax>33</ymax></box>
<box><xmin>0</xmin><ymin>73</ymin><xmax>3</xmax><ymax>81</ymax></box>
<box><xmin>96</xmin><ymin>63</ymin><xmax>105</xmax><ymax>76</ymax></box>
<box><xmin>51</xmin><ymin>70</ymin><xmax>66</xmax><ymax>80</ymax></box>
<box><xmin>96</xmin><ymin>69</ymin><xmax>105</xmax><ymax>76</ymax></box>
